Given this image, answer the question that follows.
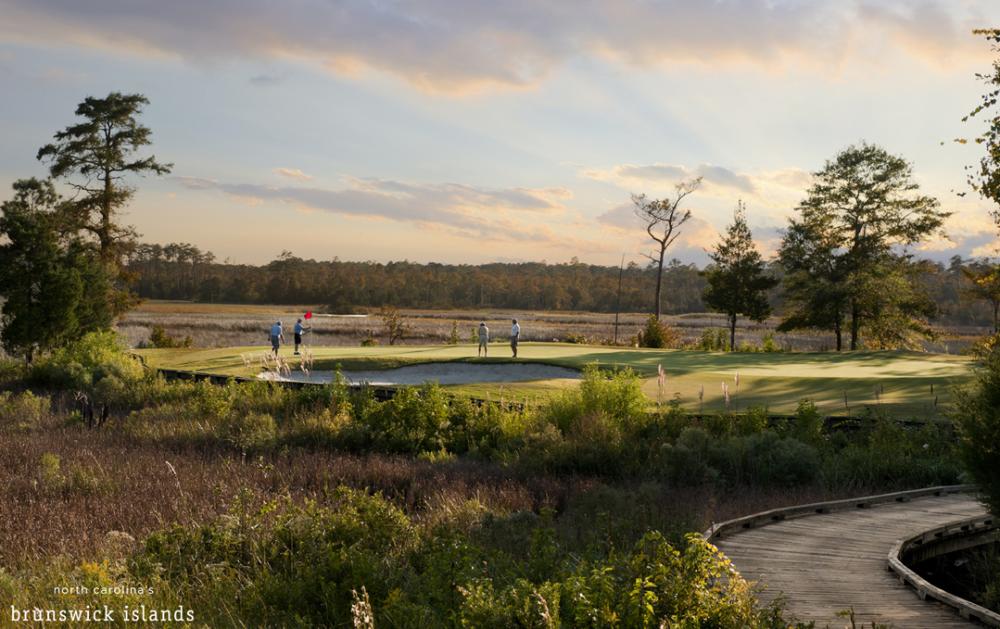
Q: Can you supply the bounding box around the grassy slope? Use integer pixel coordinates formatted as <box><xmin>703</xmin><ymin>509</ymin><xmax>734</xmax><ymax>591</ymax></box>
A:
<box><xmin>136</xmin><ymin>343</ymin><xmax>974</xmax><ymax>417</ymax></box>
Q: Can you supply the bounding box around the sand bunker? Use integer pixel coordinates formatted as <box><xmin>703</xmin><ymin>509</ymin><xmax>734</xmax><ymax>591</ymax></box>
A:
<box><xmin>258</xmin><ymin>362</ymin><xmax>580</xmax><ymax>385</ymax></box>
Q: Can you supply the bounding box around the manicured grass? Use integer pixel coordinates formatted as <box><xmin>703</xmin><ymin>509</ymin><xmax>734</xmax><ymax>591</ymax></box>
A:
<box><xmin>136</xmin><ymin>343</ymin><xmax>974</xmax><ymax>417</ymax></box>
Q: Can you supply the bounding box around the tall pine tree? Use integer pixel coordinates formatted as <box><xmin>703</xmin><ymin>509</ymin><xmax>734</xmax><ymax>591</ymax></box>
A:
<box><xmin>37</xmin><ymin>92</ymin><xmax>171</xmax><ymax>316</ymax></box>
<box><xmin>703</xmin><ymin>201</ymin><xmax>777</xmax><ymax>351</ymax></box>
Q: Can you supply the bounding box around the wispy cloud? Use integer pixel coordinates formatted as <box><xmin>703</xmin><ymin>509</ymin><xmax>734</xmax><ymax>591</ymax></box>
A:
<box><xmin>250</xmin><ymin>73</ymin><xmax>287</xmax><ymax>87</ymax></box>
<box><xmin>273</xmin><ymin>167</ymin><xmax>313</xmax><ymax>181</ymax></box>
<box><xmin>583</xmin><ymin>162</ymin><xmax>809</xmax><ymax>198</ymax></box>
<box><xmin>171</xmin><ymin>175</ymin><xmax>595</xmax><ymax>249</ymax></box>
<box><xmin>0</xmin><ymin>0</ymin><xmax>993</xmax><ymax>93</ymax></box>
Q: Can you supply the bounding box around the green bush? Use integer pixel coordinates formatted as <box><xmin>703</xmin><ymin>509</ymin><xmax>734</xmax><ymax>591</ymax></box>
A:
<box><xmin>761</xmin><ymin>332</ymin><xmax>781</xmax><ymax>353</ymax></box>
<box><xmin>953</xmin><ymin>347</ymin><xmax>1000</xmax><ymax>516</ymax></box>
<box><xmin>30</xmin><ymin>330</ymin><xmax>144</xmax><ymax>405</ymax></box>
<box><xmin>362</xmin><ymin>384</ymin><xmax>451</xmax><ymax>453</ymax></box>
<box><xmin>0</xmin><ymin>390</ymin><xmax>50</xmax><ymax>430</ymax></box>
<box><xmin>148</xmin><ymin>325</ymin><xmax>192</xmax><ymax>348</ymax></box>
<box><xmin>740</xmin><ymin>432</ymin><xmax>819</xmax><ymax>486</ymax></box>
<box><xmin>694</xmin><ymin>328</ymin><xmax>729</xmax><ymax>351</ymax></box>
<box><xmin>133</xmin><ymin>488</ymin><xmax>418</xmax><ymax>627</ymax></box>
<box><xmin>736</xmin><ymin>406</ymin><xmax>769</xmax><ymax>435</ymax></box>
<box><xmin>636</xmin><ymin>316</ymin><xmax>680</xmax><ymax>349</ymax></box>
<box><xmin>790</xmin><ymin>399</ymin><xmax>824</xmax><ymax>447</ymax></box>
<box><xmin>220</xmin><ymin>412</ymin><xmax>277</xmax><ymax>451</ymax></box>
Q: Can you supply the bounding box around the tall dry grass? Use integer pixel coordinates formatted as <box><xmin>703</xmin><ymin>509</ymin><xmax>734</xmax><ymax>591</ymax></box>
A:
<box><xmin>119</xmin><ymin>303</ymin><xmax>843</xmax><ymax>350</ymax></box>
<box><xmin>0</xmin><ymin>414</ymin><xmax>869</xmax><ymax>568</ymax></box>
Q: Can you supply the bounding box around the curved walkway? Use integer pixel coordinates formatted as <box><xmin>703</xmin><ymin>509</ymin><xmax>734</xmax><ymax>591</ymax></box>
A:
<box><xmin>712</xmin><ymin>491</ymin><xmax>988</xmax><ymax>628</ymax></box>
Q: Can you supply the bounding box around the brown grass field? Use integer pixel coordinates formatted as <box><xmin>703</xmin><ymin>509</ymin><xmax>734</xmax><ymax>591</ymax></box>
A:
<box><xmin>0</xmin><ymin>414</ymin><xmax>871</xmax><ymax>567</ymax></box>
<box><xmin>118</xmin><ymin>300</ymin><xmax>987</xmax><ymax>353</ymax></box>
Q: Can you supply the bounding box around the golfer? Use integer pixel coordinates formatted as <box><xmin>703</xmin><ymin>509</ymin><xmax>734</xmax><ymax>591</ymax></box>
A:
<box><xmin>269</xmin><ymin>320</ymin><xmax>284</xmax><ymax>356</ymax></box>
<box><xmin>510</xmin><ymin>319</ymin><xmax>520</xmax><ymax>358</ymax></box>
<box><xmin>477</xmin><ymin>322</ymin><xmax>489</xmax><ymax>357</ymax></box>
<box><xmin>293</xmin><ymin>318</ymin><xmax>310</xmax><ymax>355</ymax></box>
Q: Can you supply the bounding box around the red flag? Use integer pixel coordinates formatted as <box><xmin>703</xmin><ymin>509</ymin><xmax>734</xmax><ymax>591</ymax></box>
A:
<box><xmin>304</xmin><ymin>311</ymin><xmax>313</xmax><ymax>319</ymax></box>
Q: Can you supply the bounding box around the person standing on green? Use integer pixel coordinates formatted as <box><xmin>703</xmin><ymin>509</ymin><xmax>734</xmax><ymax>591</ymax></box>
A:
<box><xmin>293</xmin><ymin>318</ymin><xmax>310</xmax><ymax>355</ymax></box>
<box><xmin>477</xmin><ymin>322</ymin><xmax>490</xmax><ymax>357</ymax></box>
<box><xmin>269</xmin><ymin>321</ymin><xmax>284</xmax><ymax>356</ymax></box>
<box><xmin>510</xmin><ymin>319</ymin><xmax>520</xmax><ymax>358</ymax></box>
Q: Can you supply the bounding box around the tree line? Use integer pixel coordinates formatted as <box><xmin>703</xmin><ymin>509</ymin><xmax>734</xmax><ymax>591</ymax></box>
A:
<box><xmin>125</xmin><ymin>247</ymin><xmax>712</xmax><ymax>314</ymax></box>
<box><xmin>123</xmin><ymin>242</ymin><xmax>998</xmax><ymax>332</ymax></box>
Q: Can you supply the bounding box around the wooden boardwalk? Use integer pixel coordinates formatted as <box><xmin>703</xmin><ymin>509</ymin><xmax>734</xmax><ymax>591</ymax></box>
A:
<box><xmin>714</xmin><ymin>492</ymin><xmax>988</xmax><ymax>628</ymax></box>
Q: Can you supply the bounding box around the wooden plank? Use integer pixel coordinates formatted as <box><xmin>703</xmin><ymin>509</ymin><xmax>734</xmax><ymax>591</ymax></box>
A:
<box><xmin>715</xmin><ymin>493</ymin><xmax>990</xmax><ymax>628</ymax></box>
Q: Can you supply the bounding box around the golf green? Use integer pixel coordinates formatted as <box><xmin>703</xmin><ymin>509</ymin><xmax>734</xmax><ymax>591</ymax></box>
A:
<box><xmin>136</xmin><ymin>343</ymin><xmax>974</xmax><ymax>417</ymax></box>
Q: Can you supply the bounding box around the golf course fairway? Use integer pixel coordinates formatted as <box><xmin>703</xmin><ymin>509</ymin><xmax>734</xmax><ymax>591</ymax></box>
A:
<box><xmin>136</xmin><ymin>343</ymin><xmax>975</xmax><ymax>417</ymax></box>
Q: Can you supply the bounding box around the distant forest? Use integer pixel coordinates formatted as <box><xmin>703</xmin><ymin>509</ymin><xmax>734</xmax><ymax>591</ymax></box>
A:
<box><xmin>126</xmin><ymin>243</ymin><xmax>994</xmax><ymax>328</ymax></box>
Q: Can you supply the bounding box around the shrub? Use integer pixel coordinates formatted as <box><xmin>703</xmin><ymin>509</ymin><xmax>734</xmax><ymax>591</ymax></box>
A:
<box><xmin>761</xmin><ymin>332</ymin><xmax>781</xmax><ymax>353</ymax></box>
<box><xmin>637</xmin><ymin>315</ymin><xmax>680</xmax><ymax>349</ymax></box>
<box><xmin>740</xmin><ymin>432</ymin><xmax>819</xmax><ymax>486</ymax></box>
<box><xmin>133</xmin><ymin>488</ymin><xmax>418</xmax><ymax>627</ymax></box>
<box><xmin>953</xmin><ymin>347</ymin><xmax>1000</xmax><ymax>516</ymax></box>
<box><xmin>694</xmin><ymin>328</ymin><xmax>729</xmax><ymax>351</ymax></box>
<box><xmin>37</xmin><ymin>452</ymin><xmax>63</xmax><ymax>489</ymax></box>
<box><xmin>790</xmin><ymin>399</ymin><xmax>824</xmax><ymax>447</ymax></box>
<box><xmin>361</xmin><ymin>384</ymin><xmax>451</xmax><ymax>453</ymax></box>
<box><xmin>378</xmin><ymin>306</ymin><xmax>410</xmax><ymax>346</ymax></box>
<box><xmin>220</xmin><ymin>412</ymin><xmax>277</xmax><ymax>451</ymax></box>
<box><xmin>0</xmin><ymin>390</ymin><xmax>50</xmax><ymax>430</ymax></box>
<box><xmin>30</xmin><ymin>330</ymin><xmax>144</xmax><ymax>405</ymax></box>
<box><xmin>148</xmin><ymin>325</ymin><xmax>192</xmax><ymax>348</ymax></box>
<box><xmin>736</xmin><ymin>406</ymin><xmax>769</xmax><ymax>435</ymax></box>
<box><xmin>656</xmin><ymin>427</ymin><xmax>717</xmax><ymax>485</ymax></box>
<box><xmin>543</xmin><ymin>365</ymin><xmax>647</xmax><ymax>434</ymax></box>
<box><xmin>283</xmin><ymin>408</ymin><xmax>353</xmax><ymax>448</ymax></box>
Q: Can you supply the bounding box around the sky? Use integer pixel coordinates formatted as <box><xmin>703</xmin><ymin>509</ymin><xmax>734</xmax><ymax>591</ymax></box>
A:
<box><xmin>1</xmin><ymin>0</ymin><xmax>1000</xmax><ymax>267</ymax></box>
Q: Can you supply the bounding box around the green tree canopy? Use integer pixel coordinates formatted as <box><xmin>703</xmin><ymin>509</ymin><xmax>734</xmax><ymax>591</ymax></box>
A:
<box><xmin>953</xmin><ymin>347</ymin><xmax>1000</xmax><ymax>517</ymax></box>
<box><xmin>777</xmin><ymin>142</ymin><xmax>949</xmax><ymax>350</ymax></box>
<box><xmin>0</xmin><ymin>179</ymin><xmax>113</xmax><ymax>361</ymax></box>
<box><xmin>962</xmin><ymin>260</ymin><xmax>1000</xmax><ymax>334</ymax></box>
<box><xmin>703</xmin><ymin>201</ymin><xmax>777</xmax><ymax>351</ymax></box>
<box><xmin>37</xmin><ymin>92</ymin><xmax>172</xmax><ymax>264</ymax></box>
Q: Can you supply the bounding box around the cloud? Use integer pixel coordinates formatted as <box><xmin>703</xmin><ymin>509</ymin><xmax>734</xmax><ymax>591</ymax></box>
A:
<box><xmin>250</xmin><ymin>73</ymin><xmax>287</xmax><ymax>86</ymax></box>
<box><xmin>586</xmin><ymin>163</ymin><xmax>759</xmax><ymax>194</ymax></box>
<box><xmin>0</xmin><ymin>0</ymin><xmax>994</xmax><ymax>93</ymax></box>
<box><xmin>597</xmin><ymin>202</ymin><xmax>640</xmax><ymax>231</ymax></box>
<box><xmin>273</xmin><ymin>167</ymin><xmax>313</xmax><ymax>181</ymax></box>
<box><xmin>171</xmin><ymin>174</ymin><xmax>594</xmax><ymax>249</ymax></box>
<box><xmin>584</xmin><ymin>162</ymin><xmax>817</xmax><ymax>213</ymax></box>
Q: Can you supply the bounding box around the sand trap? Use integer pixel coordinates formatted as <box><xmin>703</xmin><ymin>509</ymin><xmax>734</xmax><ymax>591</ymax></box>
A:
<box><xmin>258</xmin><ymin>362</ymin><xmax>581</xmax><ymax>385</ymax></box>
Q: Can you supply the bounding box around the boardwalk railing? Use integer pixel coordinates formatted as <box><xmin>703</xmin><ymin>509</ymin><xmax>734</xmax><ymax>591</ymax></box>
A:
<box><xmin>888</xmin><ymin>513</ymin><xmax>1000</xmax><ymax>627</ymax></box>
<box><xmin>703</xmin><ymin>485</ymin><xmax>973</xmax><ymax>541</ymax></box>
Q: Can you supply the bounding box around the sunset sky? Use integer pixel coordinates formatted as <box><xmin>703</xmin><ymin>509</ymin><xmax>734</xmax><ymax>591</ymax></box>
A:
<box><xmin>2</xmin><ymin>0</ymin><xmax>1000</xmax><ymax>266</ymax></box>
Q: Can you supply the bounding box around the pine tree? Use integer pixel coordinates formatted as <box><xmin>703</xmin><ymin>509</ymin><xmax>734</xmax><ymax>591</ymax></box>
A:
<box><xmin>703</xmin><ymin>201</ymin><xmax>777</xmax><ymax>351</ymax></box>
<box><xmin>37</xmin><ymin>92</ymin><xmax>171</xmax><ymax>317</ymax></box>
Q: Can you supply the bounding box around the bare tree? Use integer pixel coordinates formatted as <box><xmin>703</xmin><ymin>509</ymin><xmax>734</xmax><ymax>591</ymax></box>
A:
<box><xmin>633</xmin><ymin>177</ymin><xmax>702</xmax><ymax>319</ymax></box>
